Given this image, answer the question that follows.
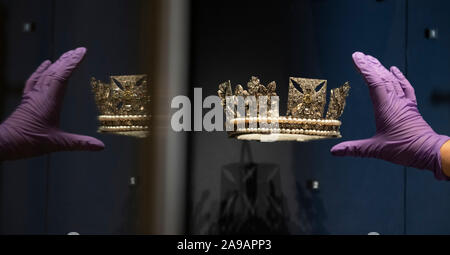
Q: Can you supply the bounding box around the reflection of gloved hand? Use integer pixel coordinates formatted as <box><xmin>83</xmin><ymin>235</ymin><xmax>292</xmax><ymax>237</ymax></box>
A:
<box><xmin>0</xmin><ymin>47</ymin><xmax>104</xmax><ymax>161</ymax></box>
<box><xmin>331</xmin><ymin>52</ymin><xmax>450</xmax><ymax>180</ymax></box>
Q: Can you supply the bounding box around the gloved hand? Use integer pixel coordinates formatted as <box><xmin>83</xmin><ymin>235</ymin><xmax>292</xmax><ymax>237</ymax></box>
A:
<box><xmin>331</xmin><ymin>52</ymin><xmax>450</xmax><ymax>180</ymax></box>
<box><xmin>0</xmin><ymin>47</ymin><xmax>104</xmax><ymax>161</ymax></box>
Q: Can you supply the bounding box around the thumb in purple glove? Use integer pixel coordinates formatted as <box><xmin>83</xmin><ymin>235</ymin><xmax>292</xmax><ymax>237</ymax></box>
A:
<box><xmin>331</xmin><ymin>52</ymin><xmax>450</xmax><ymax>180</ymax></box>
<box><xmin>0</xmin><ymin>47</ymin><xmax>105</xmax><ymax>161</ymax></box>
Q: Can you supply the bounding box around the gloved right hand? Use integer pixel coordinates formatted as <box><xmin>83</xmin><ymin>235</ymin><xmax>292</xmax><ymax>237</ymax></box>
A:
<box><xmin>331</xmin><ymin>52</ymin><xmax>450</xmax><ymax>180</ymax></box>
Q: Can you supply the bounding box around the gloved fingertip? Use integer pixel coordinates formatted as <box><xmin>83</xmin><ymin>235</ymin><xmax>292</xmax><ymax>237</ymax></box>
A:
<box><xmin>60</xmin><ymin>49</ymin><xmax>75</xmax><ymax>60</ymax></box>
<box><xmin>366</xmin><ymin>55</ymin><xmax>381</xmax><ymax>65</ymax></box>
<box><xmin>353</xmin><ymin>51</ymin><xmax>365</xmax><ymax>57</ymax></box>
<box><xmin>63</xmin><ymin>132</ymin><xmax>105</xmax><ymax>151</ymax></box>
<box><xmin>352</xmin><ymin>52</ymin><xmax>365</xmax><ymax>61</ymax></box>
<box><xmin>41</xmin><ymin>60</ymin><xmax>52</xmax><ymax>67</ymax></box>
<box><xmin>75</xmin><ymin>47</ymin><xmax>87</xmax><ymax>54</ymax></box>
<box><xmin>390</xmin><ymin>66</ymin><xmax>405</xmax><ymax>79</ymax></box>
<box><xmin>86</xmin><ymin>139</ymin><xmax>105</xmax><ymax>151</ymax></box>
<box><xmin>330</xmin><ymin>144</ymin><xmax>347</xmax><ymax>156</ymax></box>
<box><xmin>48</xmin><ymin>48</ymin><xmax>87</xmax><ymax>80</ymax></box>
<box><xmin>70</xmin><ymin>47</ymin><xmax>87</xmax><ymax>65</ymax></box>
<box><xmin>73</xmin><ymin>48</ymin><xmax>87</xmax><ymax>61</ymax></box>
<box><xmin>57</xmin><ymin>47</ymin><xmax>85</xmax><ymax>64</ymax></box>
<box><xmin>352</xmin><ymin>52</ymin><xmax>368</xmax><ymax>71</ymax></box>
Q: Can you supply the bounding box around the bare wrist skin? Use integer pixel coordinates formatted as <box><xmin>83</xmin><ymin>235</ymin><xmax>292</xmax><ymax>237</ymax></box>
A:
<box><xmin>441</xmin><ymin>140</ymin><xmax>450</xmax><ymax>178</ymax></box>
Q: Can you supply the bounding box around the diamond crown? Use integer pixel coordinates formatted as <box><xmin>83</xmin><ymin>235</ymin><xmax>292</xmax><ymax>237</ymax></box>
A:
<box><xmin>217</xmin><ymin>76</ymin><xmax>350</xmax><ymax>139</ymax></box>
<box><xmin>91</xmin><ymin>75</ymin><xmax>150</xmax><ymax>137</ymax></box>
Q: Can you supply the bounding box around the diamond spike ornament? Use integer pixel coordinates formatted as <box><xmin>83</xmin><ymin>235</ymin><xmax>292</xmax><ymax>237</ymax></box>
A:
<box><xmin>287</xmin><ymin>78</ymin><xmax>327</xmax><ymax>119</ymax></box>
<box><xmin>326</xmin><ymin>82</ymin><xmax>350</xmax><ymax>120</ymax></box>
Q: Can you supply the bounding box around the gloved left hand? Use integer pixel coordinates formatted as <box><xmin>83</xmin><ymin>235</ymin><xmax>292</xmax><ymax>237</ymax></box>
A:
<box><xmin>0</xmin><ymin>47</ymin><xmax>105</xmax><ymax>161</ymax></box>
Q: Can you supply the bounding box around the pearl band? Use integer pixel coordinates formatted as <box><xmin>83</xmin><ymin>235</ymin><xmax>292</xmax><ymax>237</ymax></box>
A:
<box><xmin>98</xmin><ymin>125</ymin><xmax>149</xmax><ymax>132</ymax></box>
<box><xmin>98</xmin><ymin>115</ymin><xmax>148</xmax><ymax>121</ymax></box>
<box><xmin>230</xmin><ymin>116</ymin><xmax>341</xmax><ymax>126</ymax></box>
<box><xmin>230</xmin><ymin>127</ymin><xmax>340</xmax><ymax>137</ymax></box>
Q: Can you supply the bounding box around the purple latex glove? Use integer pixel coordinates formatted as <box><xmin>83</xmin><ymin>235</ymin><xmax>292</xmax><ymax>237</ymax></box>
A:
<box><xmin>331</xmin><ymin>52</ymin><xmax>450</xmax><ymax>180</ymax></box>
<box><xmin>0</xmin><ymin>47</ymin><xmax>104</xmax><ymax>161</ymax></box>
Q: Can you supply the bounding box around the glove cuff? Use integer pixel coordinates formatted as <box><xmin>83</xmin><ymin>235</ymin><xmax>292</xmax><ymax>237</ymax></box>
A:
<box><xmin>431</xmin><ymin>134</ymin><xmax>450</xmax><ymax>181</ymax></box>
<box><xmin>0</xmin><ymin>123</ymin><xmax>12</xmax><ymax>161</ymax></box>
<box><xmin>0</xmin><ymin>122</ymin><xmax>28</xmax><ymax>161</ymax></box>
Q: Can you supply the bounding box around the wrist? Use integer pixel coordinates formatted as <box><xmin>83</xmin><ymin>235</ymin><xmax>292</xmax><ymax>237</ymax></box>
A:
<box><xmin>0</xmin><ymin>122</ymin><xmax>20</xmax><ymax>161</ymax></box>
<box><xmin>0</xmin><ymin>123</ymin><xmax>11</xmax><ymax>161</ymax></box>
<box><xmin>440</xmin><ymin>139</ymin><xmax>450</xmax><ymax>179</ymax></box>
<box><xmin>407</xmin><ymin>131</ymin><xmax>450</xmax><ymax>180</ymax></box>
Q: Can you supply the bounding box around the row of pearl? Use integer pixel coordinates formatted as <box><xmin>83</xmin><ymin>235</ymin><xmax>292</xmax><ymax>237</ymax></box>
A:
<box><xmin>231</xmin><ymin>117</ymin><xmax>341</xmax><ymax>126</ymax></box>
<box><xmin>234</xmin><ymin>127</ymin><xmax>340</xmax><ymax>136</ymax></box>
<box><xmin>99</xmin><ymin>126</ymin><xmax>149</xmax><ymax>131</ymax></box>
<box><xmin>98</xmin><ymin>115</ymin><xmax>148</xmax><ymax>121</ymax></box>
